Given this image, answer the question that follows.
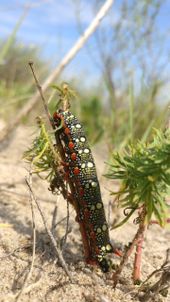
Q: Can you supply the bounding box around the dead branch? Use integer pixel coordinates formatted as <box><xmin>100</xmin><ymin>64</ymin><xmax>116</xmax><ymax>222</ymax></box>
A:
<box><xmin>51</xmin><ymin>203</ymin><xmax>58</xmax><ymax>235</ymax></box>
<box><xmin>60</xmin><ymin>200</ymin><xmax>71</xmax><ymax>251</ymax></box>
<box><xmin>138</xmin><ymin>249</ymin><xmax>170</xmax><ymax>302</ymax></box>
<box><xmin>52</xmin><ymin>209</ymin><xmax>74</xmax><ymax>231</ymax></box>
<box><xmin>15</xmin><ymin>171</ymin><xmax>36</xmax><ymax>302</ymax></box>
<box><xmin>29</xmin><ymin>61</ymin><xmax>53</xmax><ymax>127</ymax></box>
<box><xmin>25</xmin><ymin>174</ymin><xmax>73</xmax><ymax>282</ymax></box>
<box><xmin>0</xmin><ymin>0</ymin><xmax>114</xmax><ymax>144</ymax></box>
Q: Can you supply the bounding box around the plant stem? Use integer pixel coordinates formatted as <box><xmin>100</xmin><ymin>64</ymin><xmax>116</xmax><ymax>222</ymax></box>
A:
<box><xmin>113</xmin><ymin>207</ymin><xmax>146</xmax><ymax>287</ymax></box>
<box><xmin>28</xmin><ymin>62</ymin><xmax>54</xmax><ymax>129</ymax></box>
<box><xmin>133</xmin><ymin>221</ymin><xmax>145</xmax><ymax>283</ymax></box>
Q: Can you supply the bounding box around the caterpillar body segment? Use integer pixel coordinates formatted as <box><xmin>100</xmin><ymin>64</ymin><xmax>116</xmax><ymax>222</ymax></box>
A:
<box><xmin>53</xmin><ymin>109</ymin><xmax>113</xmax><ymax>272</ymax></box>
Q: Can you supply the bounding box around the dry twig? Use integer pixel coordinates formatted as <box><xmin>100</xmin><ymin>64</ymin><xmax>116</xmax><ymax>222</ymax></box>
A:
<box><xmin>51</xmin><ymin>203</ymin><xmax>58</xmax><ymax>235</ymax></box>
<box><xmin>0</xmin><ymin>0</ymin><xmax>114</xmax><ymax>143</ymax></box>
<box><xmin>60</xmin><ymin>200</ymin><xmax>71</xmax><ymax>251</ymax></box>
<box><xmin>138</xmin><ymin>249</ymin><xmax>170</xmax><ymax>301</ymax></box>
<box><xmin>15</xmin><ymin>171</ymin><xmax>36</xmax><ymax>302</ymax></box>
<box><xmin>25</xmin><ymin>174</ymin><xmax>73</xmax><ymax>282</ymax></box>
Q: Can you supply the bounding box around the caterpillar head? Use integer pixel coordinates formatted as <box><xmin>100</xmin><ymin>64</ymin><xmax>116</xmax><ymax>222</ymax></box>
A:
<box><xmin>53</xmin><ymin>111</ymin><xmax>62</xmax><ymax>127</ymax></box>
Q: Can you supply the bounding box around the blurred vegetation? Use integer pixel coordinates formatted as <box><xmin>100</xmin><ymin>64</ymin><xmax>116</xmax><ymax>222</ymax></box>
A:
<box><xmin>0</xmin><ymin>8</ymin><xmax>48</xmax><ymax>121</ymax></box>
<box><xmin>0</xmin><ymin>40</ymin><xmax>48</xmax><ymax>120</ymax></box>
<box><xmin>0</xmin><ymin>0</ymin><xmax>170</xmax><ymax>150</ymax></box>
<box><xmin>73</xmin><ymin>0</ymin><xmax>170</xmax><ymax>147</ymax></box>
<box><xmin>78</xmin><ymin>96</ymin><xmax>104</xmax><ymax>145</ymax></box>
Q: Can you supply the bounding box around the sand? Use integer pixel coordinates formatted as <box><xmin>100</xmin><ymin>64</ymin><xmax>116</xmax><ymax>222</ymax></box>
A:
<box><xmin>0</xmin><ymin>125</ymin><xmax>169</xmax><ymax>302</ymax></box>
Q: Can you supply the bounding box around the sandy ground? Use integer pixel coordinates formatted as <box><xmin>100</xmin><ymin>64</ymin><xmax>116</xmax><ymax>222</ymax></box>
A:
<box><xmin>0</xmin><ymin>125</ymin><xmax>169</xmax><ymax>302</ymax></box>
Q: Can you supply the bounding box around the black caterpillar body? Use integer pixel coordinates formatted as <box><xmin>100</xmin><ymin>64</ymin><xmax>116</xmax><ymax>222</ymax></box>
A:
<box><xmin>53</xmin><ymin>109</ymin><xmax>113</xmax><ymax>272</ymax></box>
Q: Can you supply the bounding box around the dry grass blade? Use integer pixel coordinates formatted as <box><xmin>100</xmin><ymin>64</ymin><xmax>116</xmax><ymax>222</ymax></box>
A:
<box><xmin>25</xmin><ymin>174</ymin><xmax>73</xmax><ymax>282</ymax></box>
<box><xmin>15</xmin><ymin>171</ymin><xmax>36</xmax><ymax>302</ymax></box>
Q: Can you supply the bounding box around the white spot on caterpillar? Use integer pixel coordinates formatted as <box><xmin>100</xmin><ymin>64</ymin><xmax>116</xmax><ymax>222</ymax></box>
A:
<box><xmin>87</xmin><ymin>162</ymin><xmax>94</xmax><ymax>168</ymax></box>
<box><xmin>81</xmin><ymin>163</ymin><xmax>86</xmax><ymax>169</ymax></box>
<box><xmin>96</xmin><ymin>202</ymin><xmax>102</xmax><ymax>209</ymax></box>
<box><xmin>80</xmin><ymin>137</ymin><xmax>86</xmax><ymax>142</ymax></box>
<box><xmin>84</xmin><ymin>148</ymin><xmax>90</xmax><ymax>154</ymax></box>
<box><xmin>78</xmin><ymin>150</ymin><xmax>83</xmax><ymax>154</ymax></box>
<box><xmin>75</xmin><ymin>138</ymin><xmax>79</xmax><ymax>143</ymax></box>
<box><xmin>76</xmin><ymin>124</ymin><xmax>81</xmax><ymax>129</ymax></box>
<box><xmin>97</xmin><ymin>227</ymin><xmax>102</xmax><ymax>233</ymax></box>
<box><xmin>91</xmin><ymin>181</ymin><xmax>97</xmax><ymax>187</ymax></box>
<box><xmin>102</xmin><ymin>224</ymin><xmax>107</xmax><ymax>231</ymax></box>
<box><xmin>106</xmin><ymin>244</ymin><xmax>112</xmax><ymax>251</ymax></box>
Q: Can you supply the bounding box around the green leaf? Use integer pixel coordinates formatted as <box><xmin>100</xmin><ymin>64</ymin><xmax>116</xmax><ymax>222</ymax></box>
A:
<box><xmin>111</xmin><ymin>207</ymin><xmax>137</xmax><ymax>229</ymax></box>
<box><xmin>106</xmin><ymin>128</ymin><xmax>170</xmax><ymax>227</ymax></box>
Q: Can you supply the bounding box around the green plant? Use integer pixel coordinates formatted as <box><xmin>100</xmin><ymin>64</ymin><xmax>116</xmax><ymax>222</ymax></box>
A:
<box><xmin>106</xmin><ymin>128</ymin><xmax>170</xmax><ymax>285</ymax></box>
<box><xmin>24</xmin><ymin>117</ymin><xmax>60</xmax><ymax>181</ymax></box>
<box><xmin>79</xmin><ymin>96</ymin><xmax>104</xmax><ymax>144</ymax></box>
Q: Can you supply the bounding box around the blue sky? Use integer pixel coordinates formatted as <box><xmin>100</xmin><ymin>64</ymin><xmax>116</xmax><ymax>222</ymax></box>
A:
<box><xmin>0</xmin><ymin>0</ymin><xmax>170</xmax><ymax>89</ymax></box>
<box><xmin>0</xmin><ymin>0</ymin><xmax>106</xmax><ymax>84</ymax></box>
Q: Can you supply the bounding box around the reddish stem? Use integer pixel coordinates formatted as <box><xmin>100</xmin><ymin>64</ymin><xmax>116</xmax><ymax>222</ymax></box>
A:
<box><xmin>133</xmin><ymin>224</ymin><xmax>145</xmax><ymax>283</ymax></box>
<box><xmin>113</xmin><ymin>206</ymin><xmax>146</xmax><ymax>287</ymax></box>
<box><xmin>54</xmin><ymin>131</ymin><xmax>92</xmax><ymax>262</ymax></box>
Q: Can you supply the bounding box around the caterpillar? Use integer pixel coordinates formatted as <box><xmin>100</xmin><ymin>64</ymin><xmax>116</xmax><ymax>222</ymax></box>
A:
<box><xmin>53</xmin><ymin>109</ymin><xmax>114</xmax><ymax>272</ymax></box>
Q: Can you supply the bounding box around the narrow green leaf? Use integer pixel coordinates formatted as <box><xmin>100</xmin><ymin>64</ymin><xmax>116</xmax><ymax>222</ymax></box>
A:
<box><xmin>111</xmin><ymin>207</ymin><xmax>137</xmax><ymax>229</ymax></box>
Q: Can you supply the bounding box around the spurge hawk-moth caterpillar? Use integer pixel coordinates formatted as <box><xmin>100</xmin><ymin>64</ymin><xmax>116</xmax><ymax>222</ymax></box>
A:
<box><xmin>53</xmin><ymin>109</ymin><xmax>114</xmax><ymax>272</ymax></box>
